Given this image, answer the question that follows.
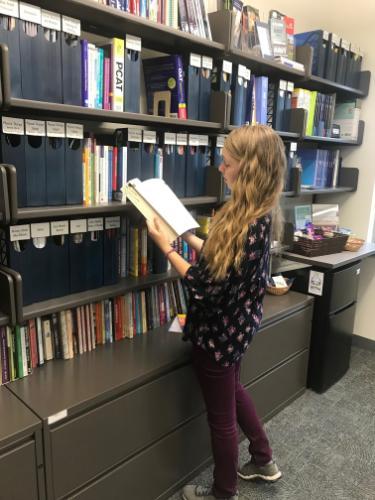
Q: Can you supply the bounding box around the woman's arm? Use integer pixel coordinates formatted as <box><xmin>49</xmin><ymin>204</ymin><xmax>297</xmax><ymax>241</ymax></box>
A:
<box><xmin>181</xmin><ymin>231</ymin><xmax>204</xmax><ymax>254</ymax></box>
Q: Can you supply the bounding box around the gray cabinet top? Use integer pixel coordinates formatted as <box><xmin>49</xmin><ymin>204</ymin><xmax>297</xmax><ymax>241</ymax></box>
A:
<box><xmin>7</xmin><ymin>291</ymin><xmax>313</xmax><ymax>422</ymax></box>
<box><xmin>283</xmin><ymin>242</ymin><xmax>375</xmax><ymax>269</ymax></box>
<box><xmin>0</xmin><ymin>386</ymin><xmax>41</xmax><ymax>449</ymax></box>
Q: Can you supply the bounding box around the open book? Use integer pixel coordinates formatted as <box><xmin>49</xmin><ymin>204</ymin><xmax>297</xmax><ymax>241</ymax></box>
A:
<box><xmin>123</xmin><ymin>178</ymin><xmax>199</xmax><ymax>243</ymax></box>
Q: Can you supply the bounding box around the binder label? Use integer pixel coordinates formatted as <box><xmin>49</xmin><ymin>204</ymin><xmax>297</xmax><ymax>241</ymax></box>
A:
<box><xmin>143</xmin><ymin>131</ymin><xmax>157</xmax><ymax>144</ymax></box>
<box><xmin>48</xmin><ymin>409</ymin><xmax>68</xmax><ymax>425</ymax></box>
<box><xmin>287</xmin><ymin>81</ymin><xmax>294</xmax><ymax>92</ymax></box>
<box><xmin>189</xmin><ymin>53</ymin><xmax>201</xmax><ymax>68</ymax></box>
<box><xmin>105</xmin><ymin>216</ymin><xmax>121</xmax><ymax>229</ymax></box>
<box><xmin>66</xmin><ymin>123</ymin><xmax>84</xmax><ymax>139</ymax></box>
<box><xmin>51</xmin><ymin>221</ymin><xmax>69</xmax><ymax>236</ymax></box>
<box><xmin>128</xmin><ymin>128</ymin><xmax>142</xmax><ymax>142</ymax></box>
<box><xmin>279</xmin><ymin>80</ymin><xmax>288</xmax><ymax>90</ymax></box>
<box><xmin>341</xmin><ymin>39</ymin><xmax>350</xmax><ymax>51</ymax></box>
<box><xmin>41</xmin><ymin>10</ymin><xmax>61</xmax><ymax>30</ymax></box>
<box><xmin>238</xmin><ymin>64</ymin><xmax>247</xmax><ymax>79</ymax></box>
<box><xmin>199</xmin><ymin>135</ymin><xmax>209</xmax><ymax>146</ymax></box>
<box><xmin>25</xmin><ymin>119</ymin><xmax>46</xmax><ymax>136</ymax></box>
<box><xmin>222</xmin><ymin>60</ymin><xmax>232</xmax><ymax>75</ymax></box>
<box><xmin>176</xmin><ymin>133</ymin><xmax>187</xmax><ymax>146</ymax></box>
<box><xmin>188</xmin><ymin>134</ymin><xmax>200</xmax><ymax>146</ymax></box>
<box><xmin>0</xmin><ymin>0</ymin><xmax>19</xmax><ymax>18</ymax></box>
<box><xmin>216</xmin><ymin>135</ymin><xmax>226</xmax><ymax>148</ymax></box>
<box><xmin>2</xmin><ymin>117</ymin><xmax>24</xmax><ymax>135</ymax></box>
<box><xmin>331</xmin><ymin>33</ymin><xmax>340</xmax><ymax>46</ymax></box>
<box><xmin>47</xmin><ymin>121</ymin><xmax>65</xmax><ymax>138</ymax></box>
<box><xmin>62</xmin><ymin>15</ymin><xmax>81</xmax><ymax>36</ymax></box>
<box><xmin>31</xmin><ymin>222</ymin><xmax>50</xmax><ymax>238</ymax></box>
<box><xmin>126</xmin><ymin>34</ymin><xmax>141</xmax><ymax>52</ymax></box>
<box><xmin>290</xmin><ymin>142</ymin><xmax>297</xmax><ymax>152</ymax></box>
<box><xmin>164</xmin><ymin>132</ymin><xmax>176</xmax><ymax>145</ymax></box>
<box><xmin>202</xmin><ymin>56</ymin><xmax>213</xmax><ymax>70</ymax></box>
<box><xmin>70</xmin><ymin>219</ymin><xmax>87</xmax><ymax>234</ymax></box>
<box><xmin>10</xmin><ymin>225</ymin><xmax>30</xmax><ymax>241</ymax></box>
<box><xmin>19</xmin><ymin>2</ymin><xmax>41</xmax><ymax>24</ymax></box>
<box><xmin>245</xmin><ymin>69</ymin><xmax>251</xmax><ymax>81</ymax></box>
<box><xmin>88</xmin><ymin>218</ymin><xmax>104</xmax><ymax>231</ymax></box>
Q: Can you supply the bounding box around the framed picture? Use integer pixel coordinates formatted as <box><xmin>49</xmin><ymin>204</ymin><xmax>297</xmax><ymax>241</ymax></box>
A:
<box><xmin>255</xmin><ymin>21</ymin><xmax>273</xmax><ymax>58</ymax></box>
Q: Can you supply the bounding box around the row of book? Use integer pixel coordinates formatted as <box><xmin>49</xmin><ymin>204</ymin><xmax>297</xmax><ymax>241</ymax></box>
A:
<box><xmin>0</xmin><ymin>279</ymin><xmax>188</xmax><ymax>384</ymax></box>
<box><xmin>292</xmin><ymin>89</ymin><xmax>337</xmax><ymax>138</ymax></box>
<box><xmin>299</xmin><ymin>148</ymin><xmax>341</xmax><ymax>189</ymax></box>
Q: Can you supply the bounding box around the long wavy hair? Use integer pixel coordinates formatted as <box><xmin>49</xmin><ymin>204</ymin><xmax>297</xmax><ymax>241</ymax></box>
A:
<box><xmin>202</xmin><ymin>125</ymin><xmax>286</xmax><ymax>281</ymax></box>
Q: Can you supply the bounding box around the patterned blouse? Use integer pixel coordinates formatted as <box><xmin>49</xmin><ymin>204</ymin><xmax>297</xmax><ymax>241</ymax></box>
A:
<box><xmin>182</xmin><ymin>215</ymin><xmax>271</xmax><ymax>367</ymax></box>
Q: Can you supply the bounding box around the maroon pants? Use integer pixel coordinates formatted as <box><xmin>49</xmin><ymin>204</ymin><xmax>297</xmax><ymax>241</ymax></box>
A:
<box><xmin>192</xmin><ymin>346</ymin><xmax>273</xmax><ymax>498</ymax></box>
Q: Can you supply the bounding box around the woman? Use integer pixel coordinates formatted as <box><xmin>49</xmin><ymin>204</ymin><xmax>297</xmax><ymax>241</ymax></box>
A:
<box><xmin>147</xmin><ymin>125</ymin><xmax>286</xmax><ymax>500</ymax></box>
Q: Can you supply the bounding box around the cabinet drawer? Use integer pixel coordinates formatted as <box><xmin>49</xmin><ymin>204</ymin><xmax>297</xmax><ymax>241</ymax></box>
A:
<box><xmin>69</xmin><ymin>413</ymin><xmax>210</xmax><ymax>500</ymax></box>
<box><xmin>50</xmin><ymin>364</ymin><xmax>204</xmax><ymax>499</ymax></box>
<box><xmin>241</xmin><ymin>306</ymin><xmax>312</xmax><ymax>386</ymax></box>
<box><xmin>248</xmin><ymin>350</ymin><xmax>309</xmax><ymax>421</ymax></box>
<box><xmin>329</xmin><ymin>264</ymin><xmax>360</xmax><ymax>312</ymax></box>
<box><xmin>0</xmin><ymin>440</ymin><xmax>39</xmax><ymax>500</ymax></box>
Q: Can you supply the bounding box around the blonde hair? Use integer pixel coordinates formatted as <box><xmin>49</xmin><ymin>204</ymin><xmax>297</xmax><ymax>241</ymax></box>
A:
<box><xmin>202</xmin><ymin>125</ymin><xmax>286</xmax><ymax>281</ymax></box>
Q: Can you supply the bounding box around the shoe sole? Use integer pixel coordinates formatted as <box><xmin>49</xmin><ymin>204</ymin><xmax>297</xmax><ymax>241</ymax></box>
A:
<box><xmin>237</xmin><ymin>470</ymin><xmax>282</xmax><ymax>482</ymax></box>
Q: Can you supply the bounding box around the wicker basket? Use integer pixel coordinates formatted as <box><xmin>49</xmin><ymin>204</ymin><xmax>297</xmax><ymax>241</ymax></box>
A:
<box><xmin>266</xmin><ymin>278</ymin><xmax>294</xmax><ymax>296</ymax></box>
<box><xmin>292</xmin><ymin>230</ymin><xmax>349</xmax><ymax>257</ymax></box>
<box><xmin>344</xmin><ymin>237</ymin><xmax>365</xmax><ymax>252</ymax></box>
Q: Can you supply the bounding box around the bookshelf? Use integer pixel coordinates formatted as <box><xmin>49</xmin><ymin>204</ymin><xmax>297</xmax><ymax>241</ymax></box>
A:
<box><xmin>297</xmin><ymin>72</ymin><xmax>371</xmax><ymax>99</ymax></box>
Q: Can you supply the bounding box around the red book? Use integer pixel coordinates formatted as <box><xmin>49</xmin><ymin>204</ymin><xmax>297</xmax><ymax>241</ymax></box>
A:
<box><xmin>112</xmin><ymin>146</ymin><xmax>118</xmax><ymax>192</ymax></box>
<box><xmin>28</xmin><ymin>319</ymin><xmax>38</xmax><ymax>369</ymax></box>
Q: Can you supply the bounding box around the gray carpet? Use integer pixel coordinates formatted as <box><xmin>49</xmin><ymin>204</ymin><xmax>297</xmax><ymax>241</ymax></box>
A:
<box><xmin>168</xmin><ymin>346</ymin><xmax>375</xmax><ymax>499</ymax></box>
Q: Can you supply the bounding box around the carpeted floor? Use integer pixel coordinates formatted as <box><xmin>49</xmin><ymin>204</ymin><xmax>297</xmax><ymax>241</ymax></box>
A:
<box><xmin>168</xmin><ymin>346</ymin><xmax>375</xmax><ymax>499</ymax></box>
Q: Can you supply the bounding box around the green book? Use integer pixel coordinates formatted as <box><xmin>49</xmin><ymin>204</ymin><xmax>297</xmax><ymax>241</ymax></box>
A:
<box><xmin>306</xmin><ymin>90</ymin><xmax>317</xmax><ymax>136</ymax></box>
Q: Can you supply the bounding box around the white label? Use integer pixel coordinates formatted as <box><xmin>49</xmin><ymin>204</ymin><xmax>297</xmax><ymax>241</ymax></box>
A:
<box><xmin>41</xmin><ymin>9</ymin><xmax>61</xmax><ymax>30</ymax></box>
<box><xmin>202</xmin><ymin>56</ymin><xmax>213</xmax><ymax>70</ymax></box>
<box><xmin>105</xmin><ymin>216</ymin><xmax>120</xmax><ymax>229</ymax></box>
<box><xmin>51</xmin><ymin>220</ymin><xmax>69</xmax><ymax>236</ymax></box>
<box><xmin>245</xmin><ymin>69</ymin><xmax>251</xmax><ymax>80</ymax></box>
<box><xmin>272</xmin><ymin>275</ymin><xmax>288</xmax><ymax>288</ymax></box>
<box><xmin>62</xmin><ymin>15</ymin><xmax>80</xmax><ymax>36</ymax></box>
<box><xmin>10</xmin><ymin>224</ymin><xmax>30</xmax><ymax>241</ymax></box>
<box><xmin>331</xmin><ymin>33</ymin><xmax>340</xmax><ymax>46</ymax></box>
<box><xmin>164</xmin><ymin>132</ymin><xmax>176</xmax><ymax>145</ymax></box>
<box><xmin>66</xmin><ymin>123</ymin><xmax>83</xmax><ymax>139</ymax></box>
<box><xmin>126</xmin><ymin>34</ymin><xmax>141</xmax><ymax>51</ymax></box>
<box><xmin>323</xmin><ymin>30</ymin><xmax>329</xmax><ymax>41</ymax></box>
<box><xmin>70</xmin><ymin>219</ymin><xmax>87</xmax><ymax>234</ymax></box>
<box><xmin>279</xmin><ymin>80</ymin><xmax>288</xmax><ymax>91</ymax></box>
<box><xmin>25</xmin><ymin>119</ymin><xmax>45</xmax><ymax>136</ymax></box>
<box><xmin>188</xmin><ymin>134</ymin><xmax>200</xmax><ymax>146</ymax></box>
<box><xmin>199</xmin><ymin>135</ymin><xmax>209</xmax><ymax>146</ymax></box>
<box><xmin>143</xmin><ymin>130</ymin><xmax>157</xmax><ymax>144</ymax></box>
<box><xmin>189</xmin><ymin>53</ymin><xmax>201</xmax><ymax>68</ymax></box>
<box><xmin>0</xmin><ymin>0</ymin><xmax>19</xmax><ymax>18</ymax></box>
<box><xmin>308</xmin><ymin>270</ymin><xmax>324</xmax><ymax>296</ymax></box>
<box><xmin>2</xmin><ymin>117</ymin><xmax>24</xmax><ymax>135</ymax></box>
<box><xmin>341</xmin><ymin>39</ymin><xmax>350</xmax><ymax>51</ymax></box>
<box><xmin>31</xmin><ymin>222</ymin><xmax>50</xmax><ymax>238</ymax></box>
<box><xmin>287</xmin><ymin>81</ymin><xmax>294</xmax><ymax>92</ymax></box>
<box><xmin>332</xmin><ymin>127</ymin><xmax>340</xmax><ymax>135</ymax></box>
<box><xmin>222</xmin><ymin>60</ymin><xmax>232</xmax><ymax>74</ymax></box>
<box><xmin>290</xmin><ymin>142</ymin><xmax>297</xmax><ymax>152</ymax></box>
<box><xmin>238</xmin><ymin>64</ymin><xmax>247</xmax><ymax>79</ymax></box>
<box><xmin>88</xmin><ymin>218</ymin><xmax>103</xmax><ymax>231</ymax></box>
<box><xmin>128</xmin><ymin>128</ymin><xmax>142</xmax><ymax>142</ymax></box>
<box><xmin>176</xmin><ymin>133</ymin><xmax>187</xmax><ymax>146</ymax></box>
<box><xmin>47</xmin><ymin>409</ymin><xmax>68</xmax><ymax>425</ymax></box>
<box><xmin>47</xmin><ymin>121</ymin><xmax>65</xmax><ymax>138</ymax></box>
<box><xmin>216</xmin><ymin>135</ymin><xmax>226</xmax><ymax>148</ymax></box>
<box><xmin>19</xmin><ymin>2</ymin><xmax>41</xmax><ymax>24</ymax></box>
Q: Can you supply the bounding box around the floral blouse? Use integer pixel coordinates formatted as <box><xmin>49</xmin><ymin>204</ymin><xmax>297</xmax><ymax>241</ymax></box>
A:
<box><xmin>182</xmin><ymin>215</ymin><xmax>271</xmax><ymax>367</ymax></box>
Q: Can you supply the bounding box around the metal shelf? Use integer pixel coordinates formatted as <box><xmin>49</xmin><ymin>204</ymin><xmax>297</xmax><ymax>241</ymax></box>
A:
<box><xmin>22</xmin><ymin>271</ymin><xmax>179</xmax><ymax>322</ymax></box>
<box><xmin>299</xmin><ymin>187</ymin><xmax>355</xmax><ymax>196</ymax></box>
<box><xmin>297</xmin><ymin>72</ymin><xmax>371</xmax><ymax>99</ymax></box>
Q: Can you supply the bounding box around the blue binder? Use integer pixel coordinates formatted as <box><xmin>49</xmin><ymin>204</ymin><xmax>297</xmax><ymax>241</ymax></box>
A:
<box><xmin>40</xmin><ymin>28</ymin><xmax>63</xmax><ymax>103</ymax></box>
<box><xmin>69</xmin><ymin>232</ymin><xmax>88</xmax><ymax>293</ymax></box>
<box><xmin>199</xmin><ymin>59</ymin><xmax>212</xmax><ymax>121</ymax></box>
<box><xmin>124</xmin><ymin>44</ymin><xmax>141</xmax><ymax>112</ymax></box>
<box><xmin>0</xmin><ymin>19</ymin><xmax>21</xmax><ymax>98</ymax></box>
<box><xmin>25</xmin><ymin>135</ymin><xmax>46</xmax><ymax>206</ymax></box>
<box><xmin>197</xmin><ymin>141</ymin><xmax>210</xmax><ymax>196</ymax></box>
<box><xmin>186</xmin><ymin>58</ymin><xmax>200</xmax><ymax>120</ymax></box>
<box><xmin>61</xmin><ymin>32</ymin><xmax>82</xmax><ymax>105</ymax></box>
<box><xmin>65</xmin><ymin>138</ymin><xmax>83</xmax><ymax>204</ymax></box>
<box><xmin>141</xmin><ymin>142</ymin><xmax>156</xmax><ymax>180</ymax></box>
<box><xmin>48</xmin><ymin>234</ymin><xmax>70</xmax><ymax>299</ymax></box>
<box><xmin>103</xmin><ymin>225</ymin><xmax>120</xmax><ymax>286</ymax></box>
<box><xmin>325</xmin><ymin>33</ymin><xmax>340</xmax><ymax>82</ymax></box>
<box><xmin>212</xmin><ymin>60</ymin><xmax>232</xmax><ymax>93</ymax></box>
<box><xmin>46</xmin><ymin>137</ymin><xmax>65</xmax><ymax>205</ymax></box>
<box><xmin>7</xmin><ymin>237</ymin><xmax>34</xmax><ymax>305</ymax></box>
<box><xmin>115</xmin><ymin>129</ymin><xmax>142</xmax><ymax>181</ymax></box>
<box><xmin>230</xmin><ymin>65</ymin><xmax>248</xmax><ymax>126</ymax></box>
<box><xmin>185</xmin><ymin>144</ymin><xmax>199</xmax><ymax>197</ymax></box>
<box><xmin>85</xmin><ymin>230</ymin><xmax>104</xmax><ymax>289</ymax></box>
<box><xmin>174</xmin><ymin>142</ymin><xmax>186</xmax><ymax>197</ymax></box>
<box><xmin>19</xmin><ymin>22</ymin><xmax>44</xmax><ymax>100</ymax></box>
<box><xmin>162</xmin><ymin>143</ymin><xmax>175</xmax><ymax>190</ymax></box>
<box><xmin>1</xmin><ymin>133</ymin><xmax>26</xmax><ymax>207</ymax></box>
<box><xmin>294</xmin><ymin>30</ymin><xmax>328</xmax><ymax>78</ymax></box>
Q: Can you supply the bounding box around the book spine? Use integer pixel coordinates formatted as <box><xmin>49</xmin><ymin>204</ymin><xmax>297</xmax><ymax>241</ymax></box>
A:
<box><xmin>111</xmin><ymin>38</ymin><xmax>125</xmax><ymax>111</ymax></box>
<box><xmin>103</xmin><ymin>57</ymin><xmax>111</xmax><ymax>110</ymax></box>
<box><xmin>175</xmin><ymin>55</ymin><xmax>187</xmax><ymax>119</ymax></box>
<box><xmin>81</xmin><ymin>39</ymin><xmax>89</xmax><ymax>107</ymax></box>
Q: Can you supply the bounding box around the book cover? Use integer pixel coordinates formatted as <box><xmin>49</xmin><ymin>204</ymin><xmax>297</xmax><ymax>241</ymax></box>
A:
<box><xmin>124</xmin><ymin>177</ymin><xmax>199</xmax><ymax>242</ymax></box>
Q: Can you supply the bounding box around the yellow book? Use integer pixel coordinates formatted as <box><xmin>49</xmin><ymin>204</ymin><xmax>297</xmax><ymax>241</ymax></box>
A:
<box><xmin>110</xmin><ymin>38</ymin><xmax>125</xmax><ymax>112</ymax></box>
<box><xmin>306</xmin><ymin>91</ymin><xmax>317</xmax><ymax>136</ymax></box>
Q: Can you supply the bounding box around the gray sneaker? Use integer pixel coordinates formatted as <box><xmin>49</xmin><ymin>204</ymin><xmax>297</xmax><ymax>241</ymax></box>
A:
<box><xmin>237</xmin><ymin>460</ymin><xmax>282</xmax><ymax>482</ymax></box>
<box><xmin>182</xmin><ymin>484</ymin><xmax>239</xmax><ymax>500</ymax></box>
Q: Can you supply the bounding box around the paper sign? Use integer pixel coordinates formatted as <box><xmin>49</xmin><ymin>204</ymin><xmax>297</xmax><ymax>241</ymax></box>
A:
<box><xmin>10</xmin><ymin>224</ymin><xmax>30</xmax><ymax>241</ymax></box>
<box><xmin>51</xmin><ymin>221</ymin><xmax>69</xmax><ymax>236</ymax></box>
<box><xmin>308</xmin><ymin>270</ymin><xmax>324</xmax><ymax>296</ymax></box>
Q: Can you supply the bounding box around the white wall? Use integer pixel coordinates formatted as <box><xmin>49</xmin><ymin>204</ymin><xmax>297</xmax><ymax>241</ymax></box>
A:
<box><xmin>207</xmin><ymin>0</ymin><xmax>375</xmax><ymax>339</ymax></box>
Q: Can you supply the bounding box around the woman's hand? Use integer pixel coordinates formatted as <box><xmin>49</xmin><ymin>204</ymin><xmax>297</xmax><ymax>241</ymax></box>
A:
<box><xmin>146</xmin><ymin>217</ymin><xmax>171</xmax><ymax>254</ymax></box>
